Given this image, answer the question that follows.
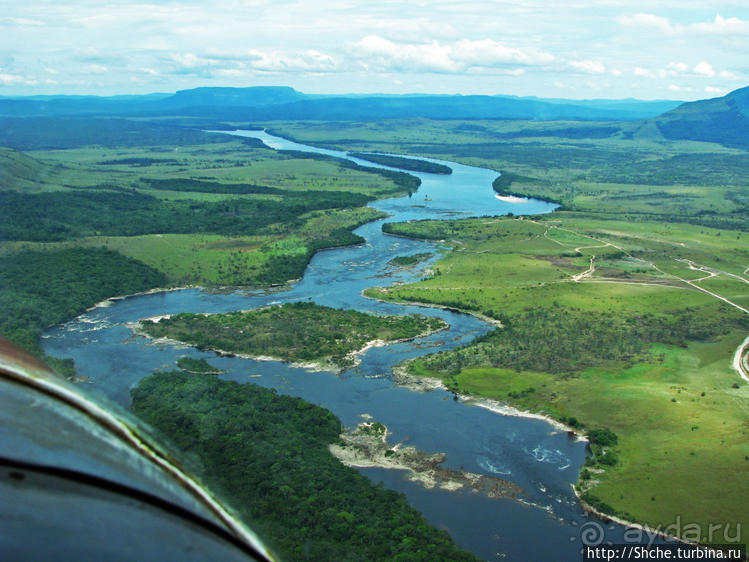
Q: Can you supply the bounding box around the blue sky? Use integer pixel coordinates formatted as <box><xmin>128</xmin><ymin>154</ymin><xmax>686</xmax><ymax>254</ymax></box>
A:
<box><xmin>1</xmin><ymin>0</ymin><xmax>748</xmax><ymax>100</ymax></box>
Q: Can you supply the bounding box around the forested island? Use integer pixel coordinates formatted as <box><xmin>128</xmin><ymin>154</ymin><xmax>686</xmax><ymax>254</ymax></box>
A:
<box><xmin>348</xmin><ymin>152</ymin><xmax>452</xmax><ymax>175</ymax></box>
<box><xmin>139</xmin><ymin>302</ymin><xmax>446</xmax><ymax>371</ymax></box>
<box><xmin>387</xmin><ymin>252</ymin><xmax>434</xmax><ymax>267</ymax></box>
<box><xmin>132</xmin><ymin>370</ymin><xmax>479</xmax><ymax>561</ymax></box>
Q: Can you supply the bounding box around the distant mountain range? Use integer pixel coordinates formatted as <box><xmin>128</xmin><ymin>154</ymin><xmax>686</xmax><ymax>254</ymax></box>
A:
<box><xmin>0</xmin><ymin>86</ymin><xmax>680</xmax><ymax>121</ymax></box>
<box><xmin>1</xmin><ymin>85</ymin><xmax>748</xmax><ymax>149</ymax></box>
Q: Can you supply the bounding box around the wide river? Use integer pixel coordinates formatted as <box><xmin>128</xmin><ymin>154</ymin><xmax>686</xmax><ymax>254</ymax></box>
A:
<box><xmin>43</xmin><ymin>130</ymin><xmax>650</xmax><ymax>560</ymax></box>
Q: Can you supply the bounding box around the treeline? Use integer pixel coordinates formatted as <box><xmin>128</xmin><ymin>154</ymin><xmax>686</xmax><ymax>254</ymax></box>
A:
<box><xmin>591</xmin><ymin>153</ymin><xmax>749</xmax><ymax>187</ymax></box>
<box><xmin>494</xmin><ymin>126</ymin><xmax>620</xmax><ymax>140</ymax></box>
<box><xmin>0</xmin><ymin>116</ymin><xmax>232</xmax><ymax>150</ymax></box>
<box><xmin>348</xmin><ymin>152</ymin><xmax>452</xmax><ymax>175</ymax></box>
<box><xmin>401</xmin><ymin>141</ymin><xmax>640</xmax><ymax>171</ymax></box>
<box><xmin>131</xmin><ymin>371</ymin><xmax>478</xmax><ymax>561</ymax></box>
<box><xmin>0</xmin><ymin>247</ymin><xmax>166</xmax><ymax>372</ymax></box>
<box><xmin>492</xmin><ymin>171</ymin><xmax>549</xmax><ymax>195</ymax></box>
<box><xmin>141</xmin><ymin>302</ymin><xmax>444</xmax><ymax>368</ymax></box>
<box><xmin>0</xmin><ymin>188</ymin><xmax>373</xmax><ymax>241</ymax></box>
<box><xmin>253</xmin><ymin>227</ymin><xmax>366</xmax><ymax>285</ymax></box>
<box><xmin>278</xmin><ymin>149</ymin><xmax>421</xmax><ymax>193</ymax></box>
<box><xmin>562</xmin><ymin>209</ymin><xmax>749</xmax><ymax>233</ymax></box>
<box><xmin>411</xmin><ymin>307</ymin><xmax>749</xmax><ymax>377</ymax></box>
<box><xmin>383</xmin><ymin>221</ymin><xmax>446</xmax><ymax>241</ymax></box>
<box><xmin>141</xmin><ymin>177</ymin><xmax>283</xmax><ymax>195</ymax></box>
<box><xmin>175</xmin><ymin>357</ymin><xmax>223</xmax><ymax>374</ymax></box>
<box><xmin>98</xmin><ymin>158</ymin><xmax>180</xmax><ymax>167</ymax></box>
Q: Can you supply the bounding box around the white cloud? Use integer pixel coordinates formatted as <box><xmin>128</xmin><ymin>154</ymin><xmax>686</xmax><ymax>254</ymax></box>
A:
<box><xmin>667</xmin><ymin>61</ymin><xmax>689</xmax><ymax>73</ymax></box>
<box><xmin>719</xmin><ymin>70</ymin><xmax>739</xmax><ymax>79</ymax></box>
<box><xmin>82</xmin><ymin>63</ymin><xmax>108</xmax><ymax>74</ymax></box>
<box><xmin>349</xmin><ymin>36</ymin><xmax>553</xmax><ymax>74</ymax></box>
<box><xmin>0</xmin><ymin>72</ymin><xmax>36</xmax><ymax>85</ymax></box>
<box><xmin>350</xmin><ymin>36</ymin><xmax>457</xmax><ymax>73</ymax></box>
<box><xmin>690</xmin><ymin>14</ymin><xmax>749</xmax><ymax>35</ymax></box>
<box><xmin>634</xmin><ymin>61</ymin><xmax>724</xmax><ymax>81</ymax></box>
<box><xmin>0</xmin><ymin>1</ymin><xmax>745</xmax><ymax>99</ymax></box>
<box><xmin>452</xmin><ymin>39</ymin><xmax>554</xmax><ymax>66</ymax></box>
<box><xmin>568</xmin><ymin>60</ymin><xmax>606</xmax><ymax>74</ymax></box>
<box><xmin>693</xmin><ymin>61</ymin><xmax>715</xmax><ymax>77</ymax></box>
<box><xmin>171</xmin><ymin>52</ymin><xmax>215</xmax><ymax>70</ymax></box>
<box><xmin>246</xmin><ymin>49</ymin><xmax>337</xmax><ymax>73</ymax></box>
<box><xmin>0</xmin><ymin>17</ymin><xmax>45</xmax><ymax>26</ymax></box>
<box><xmin>616</xmin><ymin>13</ymin><xmax>673</xmax><ymax>34</ymax></box>
<box><xmin>214</xmin><ymin>68</ymin><xmax>249</xmax><ymax>78</ymax></box>
<box><xmin>617</xmin><ymin>12</ymin><xmax>749</xmax><ymax>37</ymax></box>
<box><xmin>705</xmin><ymin>85</ymin><xmax>727</xmax><ymax>95</ymax></box>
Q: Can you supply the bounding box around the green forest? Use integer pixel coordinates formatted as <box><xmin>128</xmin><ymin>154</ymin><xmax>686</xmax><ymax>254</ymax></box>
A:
<box><xmin>411</xmin><ymin>306</ymin><xmax>748</xmax><ymax>382</ymax></box>
<box><xmin>0</xmin><ymin>246</ymin><xmax>167</xmax><ymax>373</ymax></box>
<box><xmin>131</xmin><ymin>370</ymin><xmax>478</xmax><ymax>561</ymax></box>
<box><xmin>0</xmin><ymin>188</ymin><xmax>373</xmax><ymax>242</ymax></box>
<box><xmin>141</xmin><ymin>302</ymin><xmax>445</xmax><ymax>369</ymax></box>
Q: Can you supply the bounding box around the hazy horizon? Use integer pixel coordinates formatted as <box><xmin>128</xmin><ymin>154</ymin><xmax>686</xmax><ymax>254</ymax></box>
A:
<box><xmin>2</xmin><ymin>1</ymin><xmax>748</xmax><ymax>101</ymax></box>
<box><xmin>0</xmin><ymin>85</ymin><xmax>692</xmax><ymax>103</ymax></box>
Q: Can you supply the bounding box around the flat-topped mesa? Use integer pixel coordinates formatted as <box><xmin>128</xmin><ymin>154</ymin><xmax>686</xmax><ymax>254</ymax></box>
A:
<box><xmin>330</xmin><ymin>421</ymin><xmax>523</xmax><ymax>500</ymax></box>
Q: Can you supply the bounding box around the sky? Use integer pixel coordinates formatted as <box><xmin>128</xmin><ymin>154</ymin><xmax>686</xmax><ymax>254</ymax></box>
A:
<box><xmin>1</xmin><ymin>0</ymin><xmax>748</xmax><ymax>100</ymax></box>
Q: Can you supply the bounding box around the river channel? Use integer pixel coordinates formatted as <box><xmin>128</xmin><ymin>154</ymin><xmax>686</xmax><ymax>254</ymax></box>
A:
<box><xmin>43</xmin><ymin>130</ymin><xmax>651</xmax><ymax>561</ymax></box>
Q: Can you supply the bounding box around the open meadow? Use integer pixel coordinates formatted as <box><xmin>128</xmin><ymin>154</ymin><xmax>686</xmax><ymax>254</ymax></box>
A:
<box><xmin>368</xmin><ymin>212</ymin><xmax>748</xmax><ymax>543</ymax></box>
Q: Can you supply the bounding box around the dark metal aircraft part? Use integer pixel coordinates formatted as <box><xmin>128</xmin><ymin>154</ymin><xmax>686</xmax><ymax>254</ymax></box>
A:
<box><xmin>0</xmin><ymin>337</ymin><xmax>273</xmax><ymax>561</ymax></box>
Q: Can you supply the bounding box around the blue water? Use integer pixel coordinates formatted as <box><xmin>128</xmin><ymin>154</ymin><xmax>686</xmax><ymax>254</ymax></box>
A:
<box><xmin>42</xmin><ymin>130</ymin><xmax>662</xmax><ymax>561</ymax></box>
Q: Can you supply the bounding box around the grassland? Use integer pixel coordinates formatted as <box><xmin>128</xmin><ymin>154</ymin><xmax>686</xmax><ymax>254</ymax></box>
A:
<box><xmin>0</xmin><ymin>135</ymin><xmax>404</xmax><ymax>288</ymax></box>
<box><xmin>4</xmin><ymin>207</ymin><xmax>383</xmax><ymax>287</ymax></box>
<box><xmin>369</xmin><ymin>214</ymin><xmax>749</xmax><ymax>544</ymax></box>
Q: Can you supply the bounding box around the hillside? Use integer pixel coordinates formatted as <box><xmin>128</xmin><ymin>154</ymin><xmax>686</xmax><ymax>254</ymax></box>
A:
<box><xmin>0</xmin><ymin>148</ymin><xmax>52</xmax><ymax>191</ymax></box>
<box><xmin>639</xmin><ymin>85</ymin><xmax>749</xmax><ymax>149</ymax></box>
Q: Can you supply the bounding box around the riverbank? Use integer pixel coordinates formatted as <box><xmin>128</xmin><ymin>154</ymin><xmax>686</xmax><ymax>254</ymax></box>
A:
<box><xmin>390</xmin><ymin>362</ymin><xmax>706</xmax><ymax>547</ymax></box>
<box><xmin>362</xmin><ymin>288</ymin><xmax>503</xmax><ymax>328</ymax></box>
